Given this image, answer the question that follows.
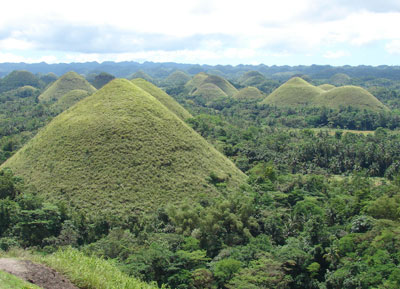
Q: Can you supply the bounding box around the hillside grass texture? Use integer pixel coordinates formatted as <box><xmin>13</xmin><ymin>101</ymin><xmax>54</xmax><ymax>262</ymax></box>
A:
<box><xmin>233</xmin><ymin>86</ymin><xmax>265</xmax><ymax>100</ymax></box>
<box><xmin>262</xmin><ymin>77</ymin><xmax>388</xmax><ymax>111</ymax></box>
<box><xmin>51</xmin><ymin>89</ymin><xmax>91</xmax><ymax>112</ymax></box>
<box><xmin>131</xmin><ymin>78</ymin><xmax>192</xmax><ymax>120</ymax></box>
<box><xmin>0</xmin><ymin>270</ymin><xmax>42</xmax><ymax>289</ymax></box>
<box><xmin>38</xmin><ymin>71</ymin><xmax>96</xmax><ymax>102</ymax></box>
<box><xmin>2</xmin><ymin>79</ymin><xmax>246</xmax><ymax>216</ymax></box>
<box><xmin>163</xmin><ymin>70</ymin><xmax>191</xmax><ymax>86</ymax></box>
<box><xmin>317</xmin><ymin>84</ymin><xmax>335</xmax><ymax>91</ymax></box>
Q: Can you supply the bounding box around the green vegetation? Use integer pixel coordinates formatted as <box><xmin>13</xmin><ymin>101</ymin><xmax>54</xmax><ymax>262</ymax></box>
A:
<box><xmin>238</xmin><ymin>70</ymin><xmax>266</xmax><ymax>87</ymax></box>
<box><xmin>40</xmin><ymin>247</ymin><xmax>159</xmax><ymax>289</ymax></box>
<box><xmin>90</xmin><ymin>72</ymin><xmax>115</xmax><ymax>89</ymax></box>
<box><xmin>186</xmin><ymin>73</ymin><xmax>238</xmax><ymax>98</ymax></box>
<box><xmin>184</xmin><ymin>72</ymin><xmax>208</xmax><ymax>93</ymax></box>
<box><xmin>0</xmin><ymin>270</ymin><xmax>42</xmax><ymax>289</ymax></box>
<box><xmin>163</xmin><ymin>70</ymin><xmax>191</xmax><ymax>86</ymax></box>
<box><xmin>330</xmin><ymin>73</ymin><xmax>351</xmax><ymax>86</ymax></box>
<box><xmin>51</xmin><ymin>89</ymin><xmax>91</xmax><ymax>113</ymax></box>
<box><xmin>0</xmin><ymin>71</ymin><xmax>42</xmax><ymax>93</ymax></box>
<box><xmin>233</xmin><ymin>87</ymin><xmax>265</xmax><ymax>100</ymax></box>
<box><xmin>128</xmin><ymin>70</ymin><xmax>154</xmax><ymax>83</ymax></box>
<box><xmin>131</xmin><ymin>78</ymin><xmax>192</xmax><ymax>120</ymax></box>
<box><xmin>2</xmin><ymin>79</ymin><xmax>246</xmax><ymax>216</ymax></box>
<box><xmin>38</xmin><ymin>71</ymin><xmax>96</xmax><ymax>102</ymax></box>
<box><xmin>263</xmin><ymin>77</ymin><xmax>324</xmax><ymax>106</ymax></box>
<box><xmin>317</xmin><ymin>84</ymin><xmax>335</xmax><ymax>91</ymax></box>
<box><xmin>263</xmin><ymin>77</ymin><xmax>388</xmax><ymax>111</ymax></box>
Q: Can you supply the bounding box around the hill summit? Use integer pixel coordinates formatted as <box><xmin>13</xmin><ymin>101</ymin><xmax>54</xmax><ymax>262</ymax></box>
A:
<box><xmin>262</xmin><ymin>77</ymin><xmax>388</xmax><ymax>111</ymax></box>
<box><xmin>2</xmin><ymin>79</ymin><xmax>246</xmax><ymax>216</ymax></box>
<box><xmin>39</xmin><ymin>71</ymin><xmax>96</xmax><ymax>103</ymax></box>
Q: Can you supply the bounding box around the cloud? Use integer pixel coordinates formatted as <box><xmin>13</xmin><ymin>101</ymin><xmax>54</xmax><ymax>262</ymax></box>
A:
<box><xmin>323</xmin><ymin>50</ymin><xmax>350</xmax><ymax>59</ymax></box>
<box><xmin>386</xmin><ymin>40</ymin><xmax>400</xmax><ymax>54</ymax></box>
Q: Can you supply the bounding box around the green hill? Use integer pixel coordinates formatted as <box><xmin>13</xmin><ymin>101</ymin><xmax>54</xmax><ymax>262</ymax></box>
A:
<box><xmin>128</xmin><ymin>70</ymin><xmax>153</xmax><ymax>83</ymax></box>
<box><xmin>39</xmin><ymin>71</ymin><xmax>96</xmax><ymax>102</ymax></box>
<box><xmin>192</xmin><ymin>83</ymin><xmax>228</xmax><ymax>102</ymax></box>
<box><xmin>2</xmin><ymin>79</ymin><xmax>246</xmax><ymax>216</ymax></box>
<box><xmin>238</xmin><ymin>71</ymin><xmax>266</xmax><ymax>86</ymax></box>
<box><xmin>185</xmin><ymin>72</ymin><xmax>238</xmax><ymax>102</ymax></box>
<box><xmin>0</xmin><ymin>70</ymin><xmax>41</xmax><ymax>93</ymax></box>
<box><xmin>91</xmin><ymin>72</ymin><xmax>115</xmax><ymax>89</ymax></box>
<box><xmin>51</xmin><ymin>89</ymin><xmax>91</xmax><ymax>112</ymax></box>
<box><xmin>320</xmin><ymin>86</ymin><xmax>389</xmax><ymax>111</ymax></box>
<box><xmin>233</xmin><ymin>86</ymin><xmax>265</xmax><ymax>100</ymax></box>
<box><xmin>262</xmin><ymin>77</ymin><xmax>387</xmax><ymax>111</ymax></box>
<box><xmin>262</xmin><ymin>77</ymin><xmax>324</xmax><ymax>106</ymax></box>
<box><xmin>330</xmin><ymin>73</ymin><xmax>351</xmax><ymax>86</ymax></box>
<box><xmin>318</xmin><ymin>84</ymin><xmax>335</xmax><ymax>91</ymax></box>
<box><xmin>184</xmin><ymin>72</ymin><xmax>208</xmax><ymax>93</ymax></box>
<box><xmin>164</xmin><ymin>70</ymin><xmax>191</xmax><ymax>86</ymax></box>
<box><xmin>131</xmin><ymin>78</ymin><xmax>192</xmax><ymax>120</ymax></box>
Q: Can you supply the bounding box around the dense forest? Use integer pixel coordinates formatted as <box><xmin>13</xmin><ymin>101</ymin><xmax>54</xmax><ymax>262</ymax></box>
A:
<box><xmin>0</xmin><ymin>66</ymin><xmax>400</xmax><ymax>288</ymax></box>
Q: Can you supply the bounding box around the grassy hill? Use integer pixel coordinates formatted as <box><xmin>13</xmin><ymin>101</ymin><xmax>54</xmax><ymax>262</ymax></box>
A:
<box><xmin>262</xmin><ymin>77</ymin><xmax>324</xmax><ymax>106</ymax></box>
<box><xmin>238</xmin><ymin>71</ymin><xmax>266</xmax><ymax>86</ymax></box>
<box><xmin>233</xmin><ymin>86</ymin><xmax>265</xmax><ymax>100</ymax></box>
<box><xmin>262</xmin><ymin>77</ymin><xmax>388</xmax><ymax>111</ymax></box>
<box><xmin>330</xmin><ymin>73</ymin><xmax>351</xmax><ymax>86</ymax></box>
<box><xmin>51</xmin><ymin>89</ymin><xmax>91</xmax><ymax>112</ymax></box>
<box><xmin>163</xmin><ymin>70</ymin><xmax>191</xmax><ymax>86</ymax></box>
<box><xmin>0</xmin><ymin>70</ymin><xmax>41</xmax><ymax>93</ymax></box>
<box><xmin>128</xmin><ymin>70</ymin><xmax>153</xmax><ymax>83</ymax></box>
<box><xmin>2</xmin><ymin>79</ymin><xmax>246</xmax><ymax>216</ymax></box>
<box><xmin>318</xmin><ymin>84</ymin><xmax>335</xmax><ymax>91</ymax></box>
<box><xmin>131</xmin><ymin>78</ymin><xmax>192</xmax><ymax>120</ymax></box>
<box><xmin>321</xmin><ymin>85</ymin><xmax>389</xmax><ymax>110</ymax></box>
<box><xmin>185</xmin><ymin>72</ymin><xmax>238</xmax><ymax>103</ymax></box>
<box><xmin>184</xmin><ymin>72</ymin><xmax>208</xmax><ymax>93</ymax></box>
<box><xmin>38</xmin><ymin>71</ymin><xmax>96</xmax><ymax>102</ymax></box>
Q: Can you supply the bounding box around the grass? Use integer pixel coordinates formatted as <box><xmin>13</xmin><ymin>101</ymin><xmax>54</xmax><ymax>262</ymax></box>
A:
<box><xmin>40</xmin><ymin>248</ymin><xmax>159</xmax><ymax>289</ymax></box>
<box><xmin>38</xmin><ymin>71</ymin><xmax>96</xmax><ymax>102</ymax></box>
<box><xmin>128</xmin><ymin>71</ymin><xmax>153</xmax><ymax>83</ymax></box>
<box><xmin>0</xmin><ymin>247</ymin><xmax>158</xmax><ymax>289</ymax></box>
<box><xmin>262</xmin><ymin>77</ymin><xmax>388</xmax><ymax>111</ymax></box>
<box><xmin>0</xmin><ymin>71</ymin><xmax>41</xmax><ymax>93</ymax></box>
<box><xmin>0</xmin><ymin>270</ymin><xmax>42</xmax><ymax>289</ymax></box>
<box><xmin>131</xmin><ymin>78</ymin><xmax>192</xmax><ymax>120</ymax></box>
<box><xmin>317</xmin><ymin>84</ymin><xmax>335</xmax><ymax>91</ymax></box>
<box><xmin>2</xmin><ymin>79</ymin><xmax>246</xmax><ymax>216</ymax></box>
<box><xmin>238</xmin><ymin>71</ymin><xmax>266</xmax><ymax>86</ymax></box>
<box><xmin>233</xmin><ymin>86</ymin><xmax>265</xmax><ymax>100</ymax></box>
<box><xmin>51</xmin><ymin>89</ymin><xmax>91</xmax><ymax>112</ymax></box>
<box><xmin>193</xmin><ymin>83</ymin><xmax>228</xmax><ymax>100</ymax></box>
<box><xmin>163</xmin><ymin>70</ymin><xmax>191</xmax><ymax>86</ymax></box>
<box><xmin>186</xmin><ymin>73</ymin><xmax>238</xmax><ymax>100</ymax></box>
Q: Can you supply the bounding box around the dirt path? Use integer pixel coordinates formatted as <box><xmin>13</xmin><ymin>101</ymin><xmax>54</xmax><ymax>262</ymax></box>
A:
<box><xmin>0</xmin><ymin>258</ymin><xmax>78</xmax><ymax>289</ymax></box>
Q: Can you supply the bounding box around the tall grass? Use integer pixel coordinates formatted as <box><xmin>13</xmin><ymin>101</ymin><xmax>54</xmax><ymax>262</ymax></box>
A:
<box><xmin>0</xmin><ymin>270</ymin><xmax>42</xmax><ymax>289</ymax></box>
<box><xmin>40</xmin><ymin>247</ymin><xmax>160</xmax><ymax>289</ymax></box>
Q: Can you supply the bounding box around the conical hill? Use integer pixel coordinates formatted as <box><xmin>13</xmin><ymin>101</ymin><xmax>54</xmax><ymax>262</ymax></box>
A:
<box><xmin>164</xmin><ymin>70</ymin><xmax>191</xmax><ymax>86</ymax></box>
<box><xmin>39</xmin><ymin>71</ymin><xmax>96</xmax><ymax>102</ymax></box>
<box><xmin>233</xmin><ymin>87</ymin><xmax>265</xmax><ymax>100</ymax></box>
<box><xmin>2</xmin><ymin>79</ymin><xmax>246</xmax><ymax>215</ymax></box>
<box><xmin>262</xmin><ymin>77</ymin><xmax>323</xmax><ymax>106</ymax></box>
<box><xmin>131</xmin><ymin>78</ymin><xmax>192</xmax><ymax>120</ymax></box>
<box><xmin>262</xmin><ymin>77</ymin><xmax>387</xmax><ymax>111</ymax></box>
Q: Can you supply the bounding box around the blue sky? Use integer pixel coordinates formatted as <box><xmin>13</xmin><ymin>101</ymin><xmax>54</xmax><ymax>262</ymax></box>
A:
<box><xmin>0</xmin><ymin>0</ymin><xmax>400</xmax><ymax>65</ymax></box>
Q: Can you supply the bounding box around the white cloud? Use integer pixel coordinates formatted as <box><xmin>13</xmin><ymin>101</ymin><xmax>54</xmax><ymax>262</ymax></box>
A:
<box><xmin>386</xmin><ymin>40</ymin><xmax>400</xmax><ymax>54</ymax></box>
<box><xmin>323</xmin><ymin>50</ymin><xmax>350</xmax><ymax>59</ymax></box>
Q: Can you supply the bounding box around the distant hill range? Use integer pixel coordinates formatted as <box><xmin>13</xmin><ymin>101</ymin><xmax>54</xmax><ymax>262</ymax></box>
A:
<box><xmin>262</xmin><ymin>77</ymin><xmax>388</xmax><ymax>111</ymax></box>
<box><xmin>2</xmin><ymin>79</ymin><xmax>246</xmax><ymax>216</ymax></box>
<box><xmin>1</xmin><ymin>62</ymin><xmax>400</xmax><ymax>81</ymax></box>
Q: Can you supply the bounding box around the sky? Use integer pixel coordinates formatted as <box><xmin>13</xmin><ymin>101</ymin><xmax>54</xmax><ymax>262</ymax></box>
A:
<box><xmin>0</xmin><ymin>0</ymin><xmax>400</xmax><ymax>65</ymax></box>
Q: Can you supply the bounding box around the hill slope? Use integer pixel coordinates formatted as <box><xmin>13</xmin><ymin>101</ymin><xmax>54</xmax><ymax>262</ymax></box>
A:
<box><xmin>233</xmin><ymin>86</ymin><xmax>265</xmax><ymax>100</ymax></box>
<box><xmin>318</xmin><ymin>84</ymin><xmax>335</xmax><ymax>91</ymax></box>
<box><xmin>262</xmin><ymin>77</ymin><xmax>387</xmax><ymax>111</ymax></box>
<box><xmin>262</xmin><ymin>77</ymin><xmax>324</xmax><ymax>106</ymax></box>
<box><xmin>164</xmin><ymin>70</ymin><xmax>191</xmax><ymax>86</ymax></box>
<box><xmin>0</xmin><ymin>70</ymin><xmax>41</xmax><ymax>93</ymax></box>
<box><xmin>39</xmin><ymin>71</ymin><xmax>96</xmax><ymax>102</ymax></box>
<box><xmin>131</xmin><ymin>78</ymin><xmax>192</xmax><ymax>120</ymax></box>
<box><xmin>2</xmin><ymin>79</ymin><xmax>246</xmax><ymax>216</ymax></box>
